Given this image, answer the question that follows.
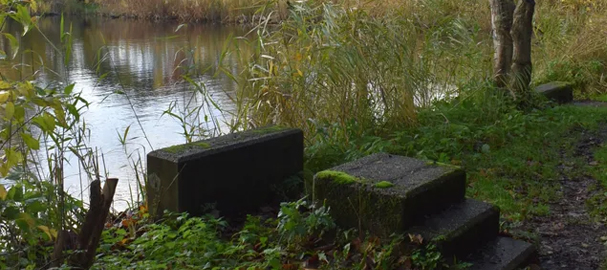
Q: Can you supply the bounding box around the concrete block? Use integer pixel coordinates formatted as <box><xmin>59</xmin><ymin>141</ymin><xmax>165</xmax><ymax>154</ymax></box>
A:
<box><xmin>466</xmin><ymin>237</ymin><xmax>538</xmax><ymax>270</ymax></box>
<box><xmin>311</xmin><ymin>153</ymin><xmax>466</xmax><ymax>236</ymax></box>
<box><xmin>407</xmin><ymin>199</ymin><xmax>500</xmax><ymax>258</ymax></box>
<box><xmin>147</xmin><ymin>126</ymin><xmax>304</xmax><ymax>218</ymax></box>
<box><xmin>535</xmin><ymin>81</ymin><xmax>574</xmax><ymax>104</ymax></box>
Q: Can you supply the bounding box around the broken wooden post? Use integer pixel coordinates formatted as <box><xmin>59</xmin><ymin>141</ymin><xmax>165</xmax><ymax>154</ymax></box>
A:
<box><xmin>51</xmin><ymin>178</ymin><xmax>119</xmax><ymax>269</ymax></box>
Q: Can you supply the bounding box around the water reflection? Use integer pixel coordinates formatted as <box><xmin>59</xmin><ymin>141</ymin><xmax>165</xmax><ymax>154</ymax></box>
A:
<box><xmin>0</xmin><ymin>17</ymin><xmax>247</xmax><ymax>209</ymax></box>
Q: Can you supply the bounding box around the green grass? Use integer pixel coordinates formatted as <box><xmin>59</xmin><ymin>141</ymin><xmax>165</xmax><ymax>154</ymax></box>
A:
<box><xmin>304</xmin><ymin>89</ymin><xmax>607</xmax><ymax>223</ymax></box>
<box><xmin>587</xmin><ymin>139</ymin><xmax>607</xmax><ymax>218</ymax></box>
<box><xmin>592</xmin><ymin>94</ymin><xmax>607</xmax><ymax>102</ymax></box>
<box><xmin>404</xmin><ymin>104</ymin><xmax>607</xmax><ymax>222</ymax></box>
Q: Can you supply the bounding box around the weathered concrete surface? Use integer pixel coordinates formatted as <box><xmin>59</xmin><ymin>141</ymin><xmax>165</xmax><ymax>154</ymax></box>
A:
<box><xmin>407</xmin><ymin>199</ymin><xmax>500</xmax><ymax>258</ymax></box>
<box><xmin>466</xmin><ymin>236</ymin><xmax>538</xmax><ymax>270</ymax></box>
<box><xmin>311</xmin><ymin>153</ymin><xmax>465</xmax><ymax>236</ymax></box>
<box><xmin>535</xmin><ymin>81</ymin><xmax>573</xmax><ymax>104</ymax></box>
<box><xmin>147</xmin><ymin>126</ymin><xmax>303</xmax><ymax>218</ymax></box>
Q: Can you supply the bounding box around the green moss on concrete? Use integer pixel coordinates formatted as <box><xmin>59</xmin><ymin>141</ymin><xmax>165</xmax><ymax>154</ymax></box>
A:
<box><xmin>313</xmin><ymin>171</ymin><xmax>407</xmax><ymax>236</ymax></box>
<box><xmin>315</xmin><ymin>170</ymin><xmax>359</xmax><ymax>184</ymax></box>
<box><xmin>375</xmin><ymin>181</ymin><xmax>394</xmax><ymax>188</ymax></box>
<box><xmin>163</xmin><ymin>141</ymin><xmax>211</xmax><ymax>154</ymax></box>
<box><xmin>552</xmin><ymin>81</ymin><xmax>574</xmax><ymax>88</ymax></box>
<box><xmin>251</xmin><ymin>125</ymin><xmax>288</xmax><ymax>135</ymax></box>
<box><xmin>426</xmin><ymin>160</ymin><xmax>460</xmax><ymax>169</ymax></box>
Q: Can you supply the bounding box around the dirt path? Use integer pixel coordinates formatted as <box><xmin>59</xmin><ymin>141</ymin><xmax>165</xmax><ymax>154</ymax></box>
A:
<box><xmin>525</xmin><ymin>123</ymin><xmax>607</xmax><ymax>269</ymax></box>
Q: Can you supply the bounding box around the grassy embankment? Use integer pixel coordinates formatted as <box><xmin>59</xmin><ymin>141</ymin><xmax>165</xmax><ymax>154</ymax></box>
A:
<box><xmin>4</xmin><ymin>0</ymin><xmax>607</xmax><ymax>269</ymax></box>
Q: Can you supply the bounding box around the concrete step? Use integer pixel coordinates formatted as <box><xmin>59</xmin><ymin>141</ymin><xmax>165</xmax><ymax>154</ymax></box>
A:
<box><xmin>311</xmin><ymin>153</ymin><xmax>466</xmax><ymax>236</ymax></box>
<box><xmin>465</xmin><ymin>236</ymin><xmax>537</xmax><ymax>270</ymax></box>
<box><xmin>407</xmin><ymin>199</ymin><xmax>500</xmax><ymax>259</ymax></box>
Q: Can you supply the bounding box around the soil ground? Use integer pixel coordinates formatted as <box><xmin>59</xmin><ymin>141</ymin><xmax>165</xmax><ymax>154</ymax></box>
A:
<box><xmin>523</xmin><ymin>106</ymin><xmax>607</xmax><ymax>269</ymax></box>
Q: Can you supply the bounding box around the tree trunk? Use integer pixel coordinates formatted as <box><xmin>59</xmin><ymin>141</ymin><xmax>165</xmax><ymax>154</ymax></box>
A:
<box><xmin>490</xmin><ymin>0</ymin><xmax>516</xmax><ymax>87</ymax></box>
<box><xmin>510</xmin><ymin>0</ymin><xmax>535</xmax><ymax>95</ymax></box>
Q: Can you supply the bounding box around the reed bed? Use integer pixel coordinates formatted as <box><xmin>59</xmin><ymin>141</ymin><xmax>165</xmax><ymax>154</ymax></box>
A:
<box><xmin>218</xmin><ymin>0</ymin><xmax>607</xmax><ymax>145</ymax></box>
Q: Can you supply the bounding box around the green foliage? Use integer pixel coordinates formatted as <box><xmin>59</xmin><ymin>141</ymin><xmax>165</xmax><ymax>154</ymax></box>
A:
<box><xmin>93</xmin><ymin>200</ymin><xmax>343</xmax><ymax>269</ymax></box>
<box><xmin>3</xmin><ymin>0</ymin><xmax>607</xmax><ymax>268</ymax></box>
<box><xmin>0</xmin><ymin>178</ymin><xmax>84</xmax><ymax>269</ymax></box>
<box><xmin>411</xmin><ymin>244</ymin><xmax>442</xmax><ymax>270</ymax></box>
<box><xmin>277</xmin><ymin>198</ymin><xmax>335</xmax><ymax>245</ymax></box>
<box><xmin>0</xmin><ymin>3</ymin><xmax>90</xmax><ymax>268</ymax></box>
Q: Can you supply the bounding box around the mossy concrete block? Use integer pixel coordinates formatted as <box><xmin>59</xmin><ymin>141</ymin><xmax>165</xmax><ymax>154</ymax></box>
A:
<box><xmin>147</xmin><ymin>126</ymin><xmax>303</xmax><ymax>218</ymax></box>
<box><xmin>312</xmin><ymin>153</ymin><xmax>465</xmax><ymax>236</ymax></box>
<box><xmin>535</xmin><ymin>81</ymin><xmax>573</xmax><ymax>104</ymax></box>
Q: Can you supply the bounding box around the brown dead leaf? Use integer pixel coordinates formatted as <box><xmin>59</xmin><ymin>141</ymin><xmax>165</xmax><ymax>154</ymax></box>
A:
<box><xmin>303</xmin><ymin>254</ymin><xmax>320</xmax><ymax>269</ymax></box>
<box><xmin>352</xmin><ymin>237</ymin><xmax>362</xmax><ymax>252</ymax></box>
<box><xmin>408</xmin><ymin>234</ymin><xmax>423</xmax><ymax>245</ymax></box>
<box><xmin>282</xmin><ymin>263</ymin><xmax>299</xmax><ymax>270</ymax></box>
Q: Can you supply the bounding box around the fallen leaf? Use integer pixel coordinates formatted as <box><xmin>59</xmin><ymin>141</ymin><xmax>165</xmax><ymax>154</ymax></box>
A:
<box><xmin>303</xmin><ymin>254</ymin><xmax>319</xmax><ymax>269</ymax></box>
<box><xmin>408</xmin><ymin>234</ymin><xmax>423</xmax><ymax>245</ymax></box>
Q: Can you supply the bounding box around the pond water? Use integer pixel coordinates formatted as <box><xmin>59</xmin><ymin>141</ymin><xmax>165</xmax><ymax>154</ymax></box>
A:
<box><xmin>0</xmin><ymin>17</ymin><xmax>248</xmax><ymax>209</ymax></box>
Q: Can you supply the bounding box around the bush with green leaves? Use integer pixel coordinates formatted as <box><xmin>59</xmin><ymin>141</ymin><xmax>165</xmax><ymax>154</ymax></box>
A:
<box><xmin>1</xmin><ymin>1</ymin><xmax>90</xmax><ymax>268</ymax></box>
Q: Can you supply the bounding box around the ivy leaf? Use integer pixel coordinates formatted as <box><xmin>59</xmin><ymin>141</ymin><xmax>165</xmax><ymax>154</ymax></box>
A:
<box><xmin>21</xmin><ymin>133</ymin><xmax>39</xmax><ymax>150</ymax></box>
